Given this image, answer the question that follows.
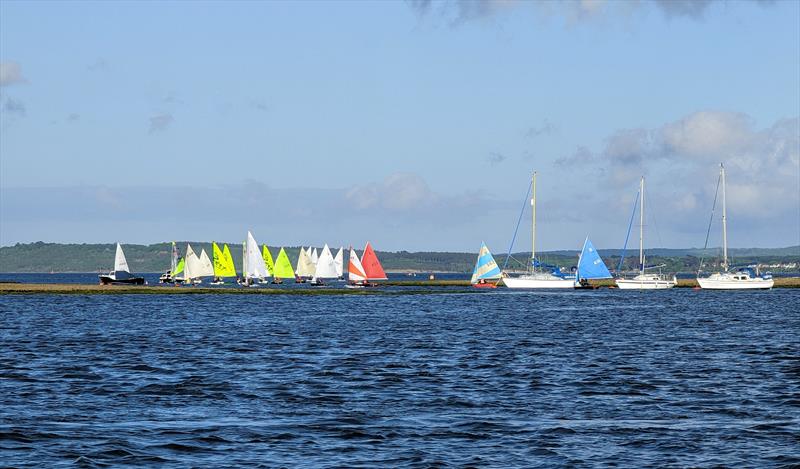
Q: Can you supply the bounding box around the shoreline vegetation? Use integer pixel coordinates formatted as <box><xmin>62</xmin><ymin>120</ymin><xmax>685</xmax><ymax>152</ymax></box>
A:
<box><xmin>1</xmin><ymin>277</ymin><xmax>799</xmax><ymax>295</ymax></box>
<box><xmin>0</xmin><ymin>242</ymin><xmax>798</xmax><ymax>274</ymax></box>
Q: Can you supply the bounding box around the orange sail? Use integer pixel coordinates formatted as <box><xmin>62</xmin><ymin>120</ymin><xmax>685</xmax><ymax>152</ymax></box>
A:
<box><xmin>360</xmin><ymin>242</ymin><xmax>387</xmax><ymax>280</ymax></box>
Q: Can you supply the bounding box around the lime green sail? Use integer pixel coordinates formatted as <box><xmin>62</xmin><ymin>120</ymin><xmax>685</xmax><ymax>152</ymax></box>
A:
<box><xmin>174</xmin><ymin>257</ymin><xmax>185</xmax><ymax>275</ymax></box>
<box><xmin>222</xmin><ymin>244</ymin><xmax>236</xmax><ymax>277</ymax></box>
<box><xmin>273</xmin><ymin>247</ymin><xmax>295</xmax><ymax>279</ymax></box>
<box><xmin>213</xmin><ymin>242</ymin><xmax>237</xmax><ymax>278</ymax></box>
<box><xmin>262</xmin><ymin>245</ymin><xmax>275</xmax><ymax>276</ymax></box>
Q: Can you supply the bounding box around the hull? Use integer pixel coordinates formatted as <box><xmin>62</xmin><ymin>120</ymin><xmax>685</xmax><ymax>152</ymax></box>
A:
<box><xmin>502</xmin><ymin>276</ymin><xmax>575</xmax><ymax>289</ymax></box>
<box><xmin>472</xmin><ymin>282</ymin><xmax>497</xmax><ymax>289</ymax></box>
<box><xmin>616</xmin><ymin>276</ymin><xmax>676</xmax><ymax>290</ymax></box>
<box><xmin>99</xmin><ymin>275</ymin><xmax>145</xmax><ymax>285</ymax></box>
<box><xmin>697</xmin><ymin>276</ymin><xmax>773</xmax><ymax>290</ymax></box>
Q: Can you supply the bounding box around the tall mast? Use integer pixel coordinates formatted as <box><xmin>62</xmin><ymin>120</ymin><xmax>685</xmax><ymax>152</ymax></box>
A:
<box><xmin>531</xmin><ymin>171</ymin><xmax>536</xmax><ymax>272</ymax></box>
<box><xmin>639</xmin><ymin>176</ymin><xmax>644</xmax><ymax>275</ymax></box>
<box><xmin>721</xmin><ymin>164</ymin><xmax>728</xmax><ymax>270</ymax></box>
<box><xmin>171</xmin><ymin>241</ymin><xmax>177</xmax><ymax>273</ymax></box>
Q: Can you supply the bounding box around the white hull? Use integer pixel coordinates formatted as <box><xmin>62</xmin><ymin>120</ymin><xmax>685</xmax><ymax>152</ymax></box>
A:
<box><xmin>502</xmin><ymin>275</ymin><xmax>575</xmax><ymax>289</ymax></box>
<box><xmin>616</xmin><ymin>275</ymin><xmax>676</xmax><ymax>290</ymax></box>
<box><xmin>697</xmin><ymin>273</ymin><xmax>773</xmax><ymax>290</ymax></box>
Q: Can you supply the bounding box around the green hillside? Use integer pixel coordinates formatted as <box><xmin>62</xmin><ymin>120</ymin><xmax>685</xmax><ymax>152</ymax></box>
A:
<box><xmin>1</xmin><ymin>242</ymin><xmax>797</xmax><ymax>273</ymax></box>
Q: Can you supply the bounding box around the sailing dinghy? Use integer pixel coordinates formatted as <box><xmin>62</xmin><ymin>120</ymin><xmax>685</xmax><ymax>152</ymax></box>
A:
<box><xmin>295</xmin><ymin>247</ymin><xmax>315</xmax><ymax>283</ymax></box>
<box><xmin>159</xmin><ymin>241</ymin><xmax>184</xmax><ymax>284</ymax></box>
<box><xmin>311</xmin><ymin>244</ymin><xmax>338</xmax><ymax>285</ymax></box>
<box><xmin>272</xmin><ymin>248</ymin><xmax>295</xmax><ymax>284</ymax></box>
<box><xmin>574</xmin><ymin>237</ymin><xmax>612</xmax><ymax>289</ymax></box>
<box><xmin>359</xmin><ymin>242</ymin><xmax>387</xmax><ymax>286</ymax></box>
<box><xmin>260</xmin><ymin>245</ymin><xmax>275</xmax><ymax>283</ymax></box>
<box><xmin>99</xmin><ymin>243</ymin><xmax>145</xmax><ymax>285</ymax></box>
<box><xmin>211</xmin><ymin>242</ymin><xmax>236</xmax><ymax>285</ymax></box>
<box><xmin>471</xmin><ymin>242</ymin><xmax>502</xmax><ymax>288</ymax></box>
<box><xmin>346</xmin><ymin>246</ymin><xmax>369</xmax><ymax>287</ymax></box>
<box><xmin>334</xmin><ymin>247</ymin><xmax>344</xmax><ymax>279</ymax></box>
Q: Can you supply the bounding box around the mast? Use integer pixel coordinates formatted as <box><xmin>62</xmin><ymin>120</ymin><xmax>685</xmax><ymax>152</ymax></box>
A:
<box><xmin>721</xmin><ymin>164</ymin><xmax>728</xmax><ymax>270</ymax></box>
<box><xmin>242</xmin><ymin>240</ymin><xmax>246</xmax><ymax>279</ymax></box>
<box><xmin>639</xmin><ymin>177</ymin><xmax>644</xmax><ymax>275</ymax></box>
<box><xmin>531</xmin><ymin>171</ymin><xmax>536</xmax><ymax>273</ymax></box>
<box><xmin>171</xmin><ymin>241</ymin><xmax>177</xmax><ymax>273</ymax></box>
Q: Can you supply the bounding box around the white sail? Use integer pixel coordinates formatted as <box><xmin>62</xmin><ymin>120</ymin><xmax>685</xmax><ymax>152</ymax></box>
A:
<box><xmin>311</xmin><ymin>248</ymin><xmax>319</xmax><ymax>265</ymax></box>
<box><xmin>245</xmin><ymin>231</ymin><xmax>269</xmax><ymax>279</ymax></box>
<box><xmin>348</xmin><ymin>248</ymin><xmax>367</xmax><ymax>282</ymax></box>
<box><xmin>184</xmin><ymin>244</ymin><xmax>201</xmax><ymax>280</ymax></box>
<box><xmin>114</xmin><ymin>243</ymin><xmax>130</xmax><ymax>273</ymax></box>
<box><xmin>198</xmin><ymin>248</ymin><xmax>215</xmax><ymax>277</ymax></box>
<box><xmin>295</xmin><ymin>247</ymin><xmax>315</xmax><ymax>277</ymax></box>
<box><xmin>334</xmin><ymin>247</ymin><xmax>344</xmax><ymax>277</ymax></box>
<box><xmin>313</xmin><ymin>244</ymin><xmax>338</xmax><ymax>279</ymax></box>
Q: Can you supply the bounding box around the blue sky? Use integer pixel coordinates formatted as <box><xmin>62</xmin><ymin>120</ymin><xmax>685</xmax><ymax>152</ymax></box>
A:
<box><xmin>1</xmin><ymin>0</ymin><xmax>798</xmax><ymax>251</ymax></box>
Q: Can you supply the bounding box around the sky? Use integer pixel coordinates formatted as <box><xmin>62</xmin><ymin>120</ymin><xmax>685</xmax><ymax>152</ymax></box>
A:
<box><xmin>1</xmin><ymin>0</ymin><xmax>798</xmax><ymax>252</ymax></box>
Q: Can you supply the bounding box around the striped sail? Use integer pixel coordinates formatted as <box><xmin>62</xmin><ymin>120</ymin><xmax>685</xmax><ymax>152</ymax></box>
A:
<box><xmin>470</xmin><ymin>241</ymin><xmax>502</xmax><ymax>284</ymax></box>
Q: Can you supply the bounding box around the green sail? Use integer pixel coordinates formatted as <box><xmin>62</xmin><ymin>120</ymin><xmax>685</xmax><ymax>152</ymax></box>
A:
<box><xmin>220</xmin><ymin>243</ymin><xmax>237</xmax><ymax>277</ymax></box>
<box><xmin>262</xmin><ymin>245</ymin><xmax>275</xmax><ymax>276</ymax></box>
<box><xmin>174</xmin><ymin>257</ymin><xmax>185</xmax><ymax>275</ymax></box>
<box><xmin>213</xmin><ymin>242</ymin><xmax>236</xmax><ymax>278</ymax></box>
<box><xmin>273</xmin><ymin>247</ymin><xmax>295</xmax><ymax>279</ymax></box>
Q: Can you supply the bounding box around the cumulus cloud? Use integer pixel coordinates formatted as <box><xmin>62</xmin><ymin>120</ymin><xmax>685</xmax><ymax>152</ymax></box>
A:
<box><xmin>0</xmin><ymin>62</ymin><xmax>25</xmax><ymax>86</ymax></box>
<box><xmin>148</xmin><ymin>113</ymin><xmax>174</xmax><ymax>134</ymax></box>
<box><xmin>563</xmin><ymin>111</ymin><xmax>799</xmax><ymax>239</ymax></box>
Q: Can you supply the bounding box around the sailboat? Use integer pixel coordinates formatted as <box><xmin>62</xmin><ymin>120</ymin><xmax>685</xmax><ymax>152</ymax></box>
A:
<box><xmin>697</xmin><ymin>164</ymin><xmax>774</xmax><ymax>290</ymax></box>
<box><xmin>502</xmin><ymin>172</ymin><xmax>575</xmax><ymax>289</ymax></box>
<box><xmin>242</xmin><ymin>231</ymin><xmax>269</xmax><ymax>286</ymax></box>
<box><xmin>574</xmin><ymin>237</ymin><xmax>612</xmax><ymax>289</ymax></box>
<box><xmin>99</xmin><ymin>243</ymin><xmax>145</xmax><ymax>285</ymax></box>
<box><xmin>615</xmin><ymin>177</ymin><xmax>677</xmax><ymax>290</ymax></box>
<box><xmin>272</xmin><ymin>248</ymin><xmax>295</xmax><ymax>284</ymax></box>
<box><xmin>310</xmin><ymin>244</ymin><xmax>338</xmax><ymax>285</ymax></box>
<box><xmin>334</xmin><ymin>247</ymin><xmax>344</xmax><ymax>279</ymax></box>
<box><xmin>361</xmin><ymin>242</ymin><xmax>387</xmax><ymax>284</ymax></box>
<box><xmin>159</xmin><ymin>241</ymin><xmax>184</xmax><ymax>284</ymax></box>
<box><xmin>471</xmin><ymin>241</ymin><xmax>502</xmax><ymax>288</ymax></box>
<box><xmin>346</xmin><ymin>246</ymin><xmax>368</xmax><ymax>287</ymax></box>
<box><xmin>294</xmin><ymin>247</ymin><xmax>315</xmax><ymax>282</ymax></box>
<box><xmin>183</xmin><ymin>244</ymin><xmax>203</xmax><ymax>284</ymax></box>
<box><xmin>211</xmin><ymin>242</ymin><xmax>236</xmax><ymax>285</ymax></box>
<box><xmin>310</xmin><ymin>247</ymin><xmax>319</xmax><ymax>266</ymax></box>
<box><xmin>261</xmin><ymin>245</ymin><xmax>275</xmax><ymax>284</ymax></box>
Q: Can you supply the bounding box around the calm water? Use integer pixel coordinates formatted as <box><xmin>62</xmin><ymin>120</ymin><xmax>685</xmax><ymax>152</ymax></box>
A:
<box><xmin>1</xmin><ymin>289</ymin><xmax>798</xmax><ymax>467</ymax></box>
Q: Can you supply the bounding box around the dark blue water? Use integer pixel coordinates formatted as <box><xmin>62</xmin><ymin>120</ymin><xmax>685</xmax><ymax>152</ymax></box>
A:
<box><xmin>1</xmin><ymin>290</ymin><xmax>798</xmax><ymax>467</ymax></box>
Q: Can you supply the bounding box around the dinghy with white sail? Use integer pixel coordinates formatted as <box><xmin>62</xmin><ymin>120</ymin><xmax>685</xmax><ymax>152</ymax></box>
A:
<box><xmin>311</xmin><ymin>244</ymin><xmax>338</xmax><ymax>285</ymax></box>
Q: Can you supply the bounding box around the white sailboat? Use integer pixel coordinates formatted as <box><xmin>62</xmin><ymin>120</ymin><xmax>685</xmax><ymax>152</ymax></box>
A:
<box><xmin>99</xmin><ymin>243</ymin><xmax>145</xmax><ymax>285</ymax></box>
<box><xmin>183</xmin><ymin>243</ymin><xmax>203</xmax><ymax>284</ymax></box>
<box><xmin>194</xmin><ymin>248</ymin><xmax>215</xmax><ymax>283</ymax></box>
<box><xmin>334</xmin><ymin>247</ymin><xmax>344</xmax><ymax>279</ymax></box>
<box><xmin>295</xmin><ymin>247</ymin><xmax>315</xmax><ymax>282</ymax></box>
<box><xmin>697</xmin><ymin>164</ymin><xmax>774</xmax><ymax>290</ymax></box>
<box><xmin>243</xmin><ymin>231</ymin><xmax>269</xmax><ymax>285</ymax></box>
<box><xmin>502</xmin><ymin>172</ymin><xmax>575</xmax><ymax>289</ymax></box>
<box><xmin>311</xmin><ymin>247</ymin><xmax>319</xmax><ymax>266</ymax></box>
<box><xmin>616</xmin><ymin>177</ymin><xmax>677</xmax><ymax>290</ymax></box>
<box><xmin>311</xmin><ymin>244</ymin><xmax>338</xmax><ymax>285</ymax></box>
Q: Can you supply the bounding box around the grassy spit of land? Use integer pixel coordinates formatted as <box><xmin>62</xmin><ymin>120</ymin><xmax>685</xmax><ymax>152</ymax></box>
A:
<box><xmin>1</xmin><ymin>277</ymin><xmax>798</xmax><ymax>294</ymax></box>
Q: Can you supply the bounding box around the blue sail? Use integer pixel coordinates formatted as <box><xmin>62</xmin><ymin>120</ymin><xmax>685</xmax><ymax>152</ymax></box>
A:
<box><xmin>471</xmin><ymin>242</ymin><xmax>502</xmax><ymax>283</ymax></box>
<box><xmin>576</xmin><ymin>237</ymin><xmax>612</xmax><ymax>280</ymax></box>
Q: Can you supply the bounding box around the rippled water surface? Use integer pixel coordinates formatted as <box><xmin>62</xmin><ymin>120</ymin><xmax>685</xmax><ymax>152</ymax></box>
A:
<box><xmin>1</xmin><ymin>290</ymin><xmax>798</xmax><ymax>467</ymax></box>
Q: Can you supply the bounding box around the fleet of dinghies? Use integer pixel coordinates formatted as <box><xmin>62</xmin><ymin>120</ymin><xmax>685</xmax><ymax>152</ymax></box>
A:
<box><xmin>104</xmin><ymin>164</ymin><xmax>774</xmax><ymax>291</ymax></box>
<box><xmin>147</xmin><ymin>232</ymin><xmax>387</xmax><ymax>287</ymax></box>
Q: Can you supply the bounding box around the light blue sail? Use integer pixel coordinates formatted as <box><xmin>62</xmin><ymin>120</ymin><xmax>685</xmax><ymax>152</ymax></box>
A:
<box><xmin>576</xmin><ymin>237</ymin><xmax>612</xmax><ymax>280</ymax></box>
<box><xmin>471</xmin><ymin>241</ymin><xmax>502</xmax><ymax>284</ymax></box>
